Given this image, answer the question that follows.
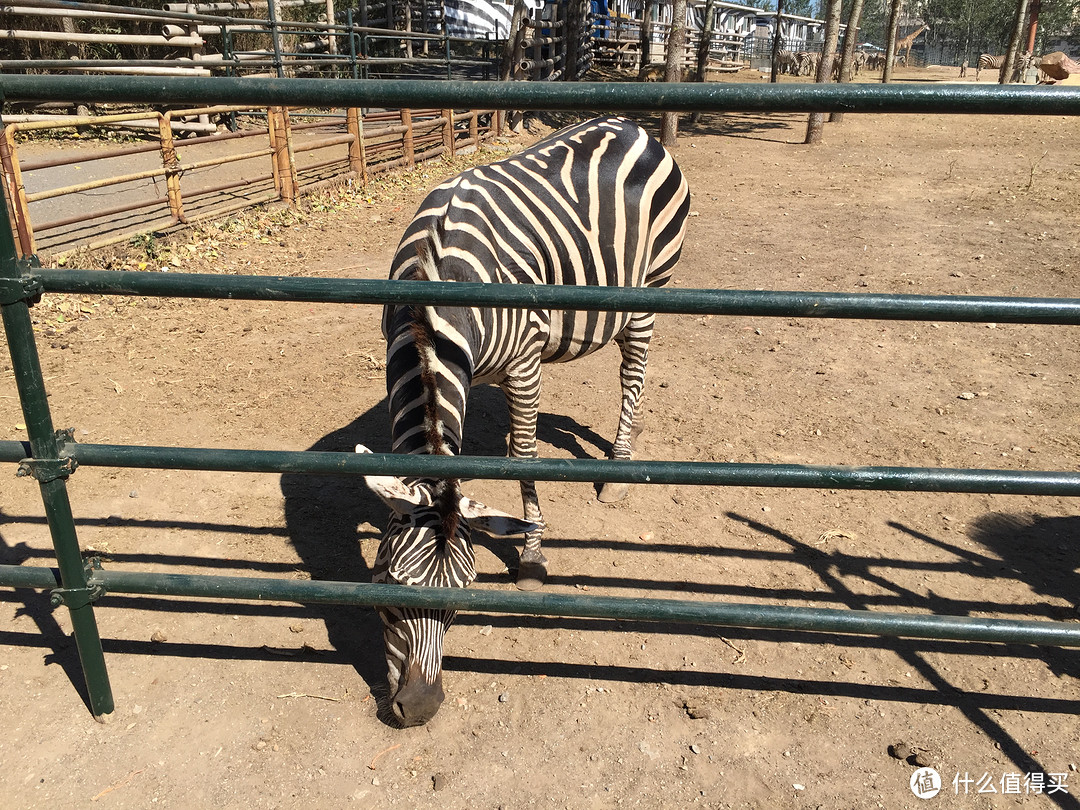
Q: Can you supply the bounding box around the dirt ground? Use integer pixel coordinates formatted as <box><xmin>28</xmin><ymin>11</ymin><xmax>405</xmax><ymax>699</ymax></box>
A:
<box><xmin>2</xmin><ymin>66</ymin><xmax>1079</xmax><ymax>809</ymax></box>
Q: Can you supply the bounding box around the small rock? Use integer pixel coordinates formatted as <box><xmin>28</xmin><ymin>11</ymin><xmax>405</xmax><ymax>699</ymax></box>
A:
<box><xmin>888</xmin><ymin>742</ymin><xmax>912</xmax><ymax>760</ymax></box>
<box><xmin>498</xmin><ymin>692</ymin><xmax>510</xmax><ymax>703</ymax></box>
<box><xmin>639</xmin><ymin>531</ymin><xmax>655</xmax><ymax>542</ymax></box>
<box><xmin>289</xmin><ymin>624</ymin><xmax>304</xmax><ymax>633</ymax></box>
<box><xmin>371</xmin><ymin>777</ymin><xmax>380</xmax><ymax>786</ymax></box>
<box><xmin>432</xmin><ymin>773</ymin><xmax>446</xmax><ymax>791</ymax></box>
<box><xmin>129</xmin><ymin>490</ymin><xmax>139</xmax><ymax>498</ymax></box>
<box><xmin>478</xmin><ymin>625</ymin><xmax>493</xmax><ymax>636</ymax></box>
<box><xmin>683</xmin><ymin>701</ymin><xmax>710</xmax><ymax>720</ymax></box>
<box><xmin>911</xmin><ymin>751</ymin><xmax>932</xmax><ymax>768</ymax></box>
<box><xmin>255</xmin><ymin>740</ymin><xmax>267</xmax><ymax>751</ymax></box>
<box><xmin>690</xmin><ymin>745</ymin><xmax>701</xmax><ymax>754</ymax></box>
<box><xmin>793</xmin><ymin>784</ymin><xmax>805</xmax><ymax>791</ymax></box>
<box><xmin>150</xmin><ymin>630</ymin><xmax>167</xmax><ymax>643</ymax></box>
<box><xmin>957</xmin><ymin>392</ymin><xmax>976</xmax><ymax>400</ymax></box>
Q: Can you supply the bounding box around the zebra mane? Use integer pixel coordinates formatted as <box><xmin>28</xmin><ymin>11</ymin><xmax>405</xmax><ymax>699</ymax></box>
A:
<box><xmin>409</xmin><ymin>228</ymin><xmax>464</xmax><ymax>537</ymax></box>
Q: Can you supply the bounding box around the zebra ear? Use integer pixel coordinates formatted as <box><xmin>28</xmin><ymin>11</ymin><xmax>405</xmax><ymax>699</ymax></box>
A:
<box><xmin>355</xmin><ymin>444</ymin><xmax>423</xmax><ymax>514</ymax></box>
<box><xmin>459</xmin><ymin>497</ymin><xmax>539</xmax><ymax>538</ymax></box>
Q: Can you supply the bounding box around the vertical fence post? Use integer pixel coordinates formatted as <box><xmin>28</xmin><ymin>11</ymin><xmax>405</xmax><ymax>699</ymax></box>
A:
<box><xmin>267</xmin><ymin>107</ymin><xmax>284</xmax><ymax>198</ymax></box>
<box><xmin>469</xmin><ymin>110</ymin><xmax>479</xmax><ymax>146</ymax></box>
<box><xmin>401</xmin><ymin>108</ymin><xmax>415</xmax><ymax>167</ymax></box>
<box><xmin>0</xmin><ymin>181</ymin><xmax>114</xmax><ymax>719</ymax></box>
<box><xmin>267</xmin><ymin>0</ymin><xmax>286</xmax><ymax>78</ymax></box>
<box><xmin>441</xmin><ymin>107</ymin><xmax>455</xmax><ymax>158</ymax></box>
<box><xmin>346</xmin><ymin>107</ymin><xmax>368</xmax><ymax>185</ymax></box>
<box><xmin>0</xmin><ymin>127</ymin><xmax>34</xmax><ymax>256</ymax></box>
<box><xmin>277</xmin><ymin>107</ymin><xmax>298</xmax><ymax>202</ymax></box>
<box><xmin>158</xmin><ymin>113</ymin><xmax>187</xmax><ymax>224</ymax></box>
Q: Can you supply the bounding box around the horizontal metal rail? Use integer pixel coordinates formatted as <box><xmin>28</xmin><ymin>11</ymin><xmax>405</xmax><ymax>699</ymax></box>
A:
<box><xmin>2</xmin><ymin>564</ymin><xmax>1078</xmax><ymax>648</ymax></box>
<box><xmin>1</xmin><ymin>441</ymin><xmax>1078</xmax><ymax>496</ymax></box>
<box><xmin>2</xmin><ymin>75</ymin><xmax>1080</xmax><ymax>115</ymax></box>
<box><xmin>26</xmin><ymin>269</ymin><xmax>1080</xmax><ymax>323</ymax></box>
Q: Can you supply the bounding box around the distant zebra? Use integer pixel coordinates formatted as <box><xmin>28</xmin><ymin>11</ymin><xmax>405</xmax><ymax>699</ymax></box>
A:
<box><xmin>356</xmin><ymin>116</ymin><xmax>691</xmax><ymax>726</ymax></box>
<box><xmin>442</xmin><ymin>0</ymin><xmax>543</xmax><ymax>37</ymax></box>
<box><xmin>976</xmin><ymin>53</ymin><xmax>1005</xmax><ymax>81</ymax></box>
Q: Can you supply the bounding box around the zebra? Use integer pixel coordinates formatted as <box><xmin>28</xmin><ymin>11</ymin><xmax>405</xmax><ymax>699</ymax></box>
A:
<box><xmin>355</xmin><ymin>116</ymin><xmax>690</xmax><ymax>726</ymax></box>
<box><xmin>976</xmin><ymin>53</ymin><xmax>1005</xmax><ymax>81</ymax></box>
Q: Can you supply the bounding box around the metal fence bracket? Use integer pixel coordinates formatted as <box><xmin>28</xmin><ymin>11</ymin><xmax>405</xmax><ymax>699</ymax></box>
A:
<box><xmin>0</xmin><ymin>274</ymin><xmax>42</xmax><ymax>306</ymax></box>
<box><xmin>17</xmin><ymin>456</ymin><xmax>78</xmax><ymax>482</ymax></box>
<box><xmin>50</xmin><ymin>581</ymin><xmax>106</xmax><ymax>610</ymax></box>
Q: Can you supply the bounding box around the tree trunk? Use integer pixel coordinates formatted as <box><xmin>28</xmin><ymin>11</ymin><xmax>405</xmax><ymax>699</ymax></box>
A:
<box><xmin>640</xmin><ymin>0</ymin><xmax>655</xmax><ymax>71</ymax></box>
<box><xmin>690</xmin><ymin>0</ymin><xmax>716</xmax><ymax>124</ymax></box>
<box><xmin>770</xmin><ymin>0</ymin><xmax>786</xmax><ymax>83</ymax></box>
<box><xmin>661</xmin><ymin>0</ymin><xmax>688</xmax><ymax>147</ymax></box>
<box><xmin>500</xmin><ymin>0</ymin><xmax>527</xmax><ymax>81</ymax></box>
<box><xmin>805</xmin><ymin>0</ymin><xmax>843</xmax><ymax>144</ymax></box>
<box><xmin>1000</xmin><ymin>0</ymin><xmax>1031</xmax><ymax>84</ymax></box>
<box><xmin>882</xmin><ymin>0</ymin><xmax>902</xmax><ymax>83</ymax></box>
<box><xmin>830</xmin><ymin>0</ymin><xmax>866</xmax><ymax>123</ymax></box>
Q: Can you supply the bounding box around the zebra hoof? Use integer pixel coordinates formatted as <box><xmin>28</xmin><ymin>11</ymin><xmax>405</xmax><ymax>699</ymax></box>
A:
<box><xmin>516</xmin><ymin>559</ymin><xmax>548</xmax><ymax>591</ymax></box>
<box><xmin>597</xmin><ymin>481</ymin><xmax>630</xmax><ymax>503</ymax></box>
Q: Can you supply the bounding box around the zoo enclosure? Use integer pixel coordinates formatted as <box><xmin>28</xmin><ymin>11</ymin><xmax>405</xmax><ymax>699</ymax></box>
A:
<box><xmin>2</xmin><ymin>75</ymin><xmax>1080</xmax><ymax>719</ymax></box>
<box><xmin>1</xmin><ymin>103</ymin><xmax>501</xmax><ymax>255</ymax></box>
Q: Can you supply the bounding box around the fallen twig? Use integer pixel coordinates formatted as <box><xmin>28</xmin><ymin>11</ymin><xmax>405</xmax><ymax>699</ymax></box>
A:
<box><xmin>368</xmin><ymin>743</ymin><xmax>401</xmax><ymax>770</ymax></box>
<box><xmin>276</xmin><ymin>691</ymin><xmax>341</xmax><ymax>702</ymax></box>
<box><xmin>91</xmin><ymin>768</ymin><xmax>145</xmax><ymax>802</ymax></box>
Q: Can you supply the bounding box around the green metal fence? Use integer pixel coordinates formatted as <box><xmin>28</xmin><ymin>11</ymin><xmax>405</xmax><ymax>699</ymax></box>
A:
<box><xmin>2</xmin><ymin>76</ymin><xmax>1080</xmax><ymax>719</ymax></box>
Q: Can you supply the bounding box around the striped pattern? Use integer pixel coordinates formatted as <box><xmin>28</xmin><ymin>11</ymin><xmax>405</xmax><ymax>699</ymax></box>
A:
<box><xmin>443</xmin><ymin>0</ymin><xmax>544</xmax><ymax>38</ymax></box>
<box><xmin>976</xmin><ymin>53</ymin><xmax>1005</xmax><ymax>80</ymax></box>
<box><xmin>366</xmin><ymin>116</ymin><xmax>690</xmax><ymax>726</ymax></box>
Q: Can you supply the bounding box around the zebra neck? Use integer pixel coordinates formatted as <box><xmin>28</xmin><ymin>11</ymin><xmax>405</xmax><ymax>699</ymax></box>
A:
<box><xmin>387</xmin><ymin>306</ymin><xmax>476</xmax><ymax>458</ymax></box>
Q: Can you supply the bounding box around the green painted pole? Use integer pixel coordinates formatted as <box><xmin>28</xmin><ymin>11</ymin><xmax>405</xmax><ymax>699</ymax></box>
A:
<box><xmin>1</xmin><ymin>75</ymin><xmax>1079</xmax><ymax>116</ymax></box>
<box><xmin>2</xmin><ymin>565</ymin><xmax>1078</xmax><ymax>648</ymax></box>
<box><xmin>0</xmin><ymin>441</ymin><xmax>1078</xmax><ymax>496</ymax></box>
<box><xmin>27</xmin><ymin>268</ymin><xmax>1080</xmax><ymax>324</ymax></box>
<box><xmin>0</xmin><ymin>212</ymin><xmax>114</xmax><ymax>716</ymax></box>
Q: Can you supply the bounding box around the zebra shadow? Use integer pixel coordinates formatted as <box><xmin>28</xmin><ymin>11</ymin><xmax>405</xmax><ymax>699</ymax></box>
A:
<box><xmin>280</xmin><ymin>385</ymin><xmax>610</xmax><ymax>724</ymax></box>
<box><xmin>965</xmin><ymin>512</ymin><xmax>1080</xmax><ymax>680</ymax></box>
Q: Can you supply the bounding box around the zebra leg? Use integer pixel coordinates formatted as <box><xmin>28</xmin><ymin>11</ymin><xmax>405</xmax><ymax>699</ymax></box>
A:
<box><xmin>500</xmin><ymin>356</ymin><xmax>548</xmax><ymax>591</ymax></box>
<box><xmin>598</xmin><ymin>313</ymin><xmax>654</xmax><ymax>504</ymax></box>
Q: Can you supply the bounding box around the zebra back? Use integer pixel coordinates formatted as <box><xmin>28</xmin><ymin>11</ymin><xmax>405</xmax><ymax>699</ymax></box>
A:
<box><xmin>383</xmin><ymin>116</ymin><xmax>690</xmax><ymax>405</ymax></box>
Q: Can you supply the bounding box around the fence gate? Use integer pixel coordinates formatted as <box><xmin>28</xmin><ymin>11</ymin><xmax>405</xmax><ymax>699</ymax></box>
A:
<box><xmin>1</xmin><ymin>75</ymin><xmax>1080</xmax><ymax>718</ymax></box>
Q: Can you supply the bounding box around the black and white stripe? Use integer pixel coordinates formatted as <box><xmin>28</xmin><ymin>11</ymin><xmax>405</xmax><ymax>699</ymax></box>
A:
<box><xmin>976</xmin><ymin>53</ymin><xmax>1005</xmax><ymax>80</ymax></box>
<box><xmin>443</xmin><ymin>0</ymin><xmax>544</xmax><ymax>38</ymax></box>
<box><xmin>357</xmin><ymin>116</ymin><xmax>690</xmax><ymax>726</ymax></box>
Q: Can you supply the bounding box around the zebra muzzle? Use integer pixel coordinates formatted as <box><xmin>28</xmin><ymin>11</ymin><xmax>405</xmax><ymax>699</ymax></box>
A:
<box><xmin>391</xmin><ymin>662</ymin><xmax>445</xmax><ymax>727</ymax></box>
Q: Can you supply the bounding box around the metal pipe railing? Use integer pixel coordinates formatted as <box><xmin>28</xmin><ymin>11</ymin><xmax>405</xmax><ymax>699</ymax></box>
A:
<box><xmin>3</xmin><ymin>565</ymin><xmax>1078</xmax><ymax>648</ymax></box>
<box><xmin>3</xmin><ymin>75</ymin><xmax>1080</xmax><ymax>115</ymax></box>
<box><xmin>0</xmin><ymin>441</ymin><xmax>1078</xmax><ymax>497</ymax></box>
<box><xmin>22</xmin><ymin>268</ymin><xmax>1080</xmax><ymax>324</ymax></box>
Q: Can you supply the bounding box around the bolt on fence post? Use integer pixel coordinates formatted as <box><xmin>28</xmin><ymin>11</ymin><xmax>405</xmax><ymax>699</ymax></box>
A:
<box><xmin>0</xmin><ymin>160</ymin><xmax>114</xmax><ymax>719</ymax></box>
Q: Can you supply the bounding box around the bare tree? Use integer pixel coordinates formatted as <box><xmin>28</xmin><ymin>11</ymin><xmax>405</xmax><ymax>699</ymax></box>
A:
<box><xmin>690</xmin><ymin>0</ymin><xmax>716</xmax><ymax>125</ymax></box>
<box><xmin>830</xmin><ymin>0</ymin><xmax>866</xmax><ymax>124</ymax></box>
<box><xmin>661</xmin><ymin>0</ymin><xmax>688</xmax><ymax>147</ymax></box>
<box><xmin>882</xmin><ymin>0</ymin><xmax>902</xmax><ymax>83</ymax></box>
<box><xmin>804</xmin><ymin>0</ymin><xmax>843</xmax><ymax>144</ymax></box>
<box><xmin>770</xmin><ymin>0</ymin><xmax>786</xmax><ymax>84</ymax></box>
<box><xmin>640</xmin><ymin>0</ymin><xmax>655</xmax><ymax>72</ymax></box>
<box><xmin>1000</xmin><ymin>0</ymin><xmax>1032</xmax><ymax>83</ymax></box>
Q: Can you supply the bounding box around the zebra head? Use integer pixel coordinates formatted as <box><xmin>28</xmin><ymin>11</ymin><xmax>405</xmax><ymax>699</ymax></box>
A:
<box><xmin>356</xmin><ymin>444</ymin><xmax>537</xmax><ymax>726</ymax></box>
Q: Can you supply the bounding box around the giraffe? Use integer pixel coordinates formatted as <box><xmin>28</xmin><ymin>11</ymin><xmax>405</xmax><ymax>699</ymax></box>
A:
<box><xmin>895</xmin><ymin>24</ymin><xmax>930</xmax><ymax>67</ymax></box>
